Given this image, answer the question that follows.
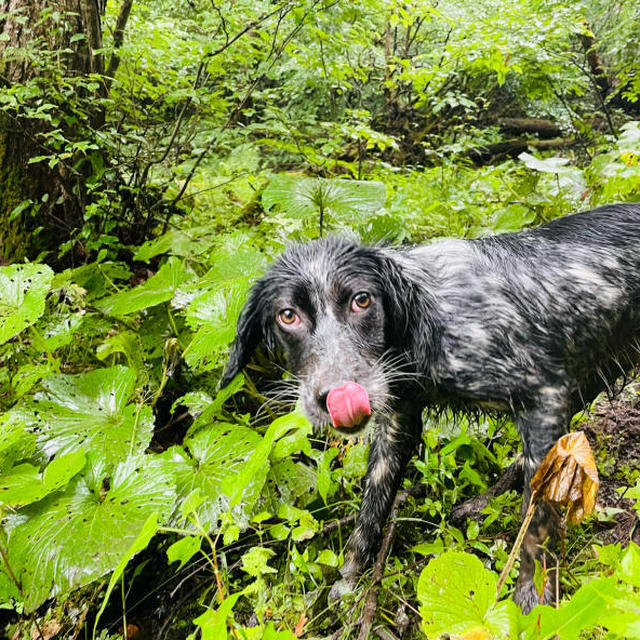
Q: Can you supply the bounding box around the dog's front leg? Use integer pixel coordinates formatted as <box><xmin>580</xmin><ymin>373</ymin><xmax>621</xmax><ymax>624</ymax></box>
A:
<box><xmin>329</xmin><ymin>408</ymin><xmax>422</xmax><ymax>600</ymax></box>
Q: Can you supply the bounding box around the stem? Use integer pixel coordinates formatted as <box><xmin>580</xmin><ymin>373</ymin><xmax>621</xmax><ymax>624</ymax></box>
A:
<box><xmin>193</xmin><ymin>512</ymin><xmax>226</xmax><ymax>602</ymax></box>
<box><xmin>29</xmin><ymin>325</ymin><xmax>58</xmax><ymax>372</ymax></box>
<box><xmin>121</xmin><ymin>574</ymin><xmax>128</xmax><ymax>639</ymax></box>
<box><xmin>496</xmin><ymin>489</ymin><xmax>539</xmax><ymax>595</ymax></box>
<box><xmin>0</xmin><ymin>541</ymin><xmax>21</xmax><ymax>594</ymax></box>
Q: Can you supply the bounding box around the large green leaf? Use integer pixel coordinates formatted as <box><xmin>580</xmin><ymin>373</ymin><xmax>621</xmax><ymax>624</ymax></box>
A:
<box><xmin>262</xmin><ymin>175</ymin><xmax>386</xmax><ymax>223</ymax></box>
<box><xmin>0</xmin><ymin>263</ymin><xmax>54</xmax><ymax>345</ymax></box>
<box><xmin>11</xmin><ymin>366</ymin><xmax>153</xmax><ymax>465</ymax></box>
<box><xmin>417</xmin><ymin>551</ymin><xmax>519</xmax><ymax>639</ymax></box>
<box><xmin>0</xmin><ymin>415</ymin><xmax>36</xmax><ymax>472</ymax></box>
<box><xmin>526</xmin><ymin>576</ymin><xmax>628</xmax><ymax>640</ymax></box>
<box><xmin>95</xmin><ymin>257</ymin><xmax>191</xmax><ymax>316</ymax></box>
<box><xmin>6</xmin><ymin>454</ymin><xmax>176</xmax><ymax>612</ymax></box>
<box><xmin>182</xmin><ymin>283</ymin><xmax>248</xmax><ymax>372</ymax></box>
<box><xmin>133</xmin><ymin>227</ymin><xmax>216</xmax><ymax>261</ymax></box>
<box><xmin>168</xmin><ymin>422</ymin><xmax>261</xmax><ymax>532</ymax></box>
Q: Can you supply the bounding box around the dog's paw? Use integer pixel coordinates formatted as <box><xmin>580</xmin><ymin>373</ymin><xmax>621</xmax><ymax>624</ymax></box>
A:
<box><xmin>328</xmin><ymin>577</ymin><xmax>356</xmax><ymax>602</ymax></box>
<box><xmin>514</xmin><ymin>577</ymin><xmax>554</xmax><ymax>613</ymax></box>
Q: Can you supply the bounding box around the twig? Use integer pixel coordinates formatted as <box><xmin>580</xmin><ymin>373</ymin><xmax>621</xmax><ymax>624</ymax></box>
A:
<box><xmin>496</xmin><ymin>489</ymin><xmax>539</xmax><ymax>594</ymax></box>
<box><xmin>451</xmin><ymin>460</ymin><xmax>523</xmax><ymax>526</ymax></box>
<box><xmin>322</xmin><ymin>514</ymin><xmax>356</xmax><ymax>534</ymax></box>
<box><xmin>357</xmin><ymin>493</ymin><xmax>403</xmax><ymax>640</ymax></box>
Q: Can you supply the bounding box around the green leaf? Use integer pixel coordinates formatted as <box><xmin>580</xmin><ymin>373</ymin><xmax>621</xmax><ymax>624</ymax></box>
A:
<box><xmin>93</xmin><ymin>512</ymin><xmax>160</xmax><ymax>635</ymax></box>
<box><xmin>241</xmin><ymin>547</ymin><xmax>277</xmax><ymax>577</ymax></box>
<box><xmin>11</xmin><ymin>366</ymin><xmax>153</xmax><ymax>465</ymax></box>
<box><xmin>262</xmin><ymin>174</ymin><xmax>386</xmax><ymax>226</ymax></box>
<box><xmin>417</xmin><ymin>551</ymin><xmax>519</xmax><ymax>639</ymax></box>
<box><xmin>527</xmin><ymin>577</ymin><xmax>623</xmax><ymax>640</ymax></box>
<box><xmin>0</xmin><ymin>415</ymin><xmax>36</xmax><ymax>472</ymax></box>
<box><xmin>96</xmin><ymin>257</ymin><xmax>191</xmax><ymax>316</ymax></box>
<box><xmin>0</xmin><ymin>451</ymin><xmax>85</xmax><ymax>508</ymax></box>
<box><xmin>224</xmin><ymin>412</ymin><xmax>309</xmax><ymax>509</ymax></box>
<box><xmin>193</xmin><ymin>592</ymin><xmax>242</xmax><ymax>640</ymax></box>
<box><xmin>492</xmin><ymin>204</ymin><xmax>536</xmax><ymax>232</ymax></box>
<box><xmin>317</xmin><ymin>447</ymin><xmax>339</xmax><ymax>504</ymax></box>
<box><xmin>7</xmin><ymin>455</ymin><xmax>175</xmax><ymax>611</ymax></box>
<box><xmin>519</xmin><ymin>152</ymin><xmax>570</xmax><ymax>173</ymax></box>
<box><xmin>133</xmin><ymin>228</ymin><xmax>215</xmax><ymax>261</ymax></box>
<box><xmin>182</xmin><ymin>283</ymin><xmax>249</xmax><ymax>372</ymax></box>
<box><xmin>167</xmin><ymin>535</ymin><xmax>202</xmax><ymax>569</ymax></box>
<box><xmin>169</xmin><ymin>422</ymin><xmax>261</xmax><ymax>531</ymax></box>
<box><xmin>619</xmin><ymin>542</ymin><xmax>640</xmax><ymax>588</ymax></box>
<box><xmin>0</xmin><ymin>263</ymin><xmax>54</xmax><ymax>345</ymax></box>
<box><xmin>96</xmin><ymin>330</ymin><xmax>146</xmax><ymax>377</ymax></box>
<box><xmin>316</xmin><ymin>549</ymin><xmax>339</xmax><ymax>567</ymax></box>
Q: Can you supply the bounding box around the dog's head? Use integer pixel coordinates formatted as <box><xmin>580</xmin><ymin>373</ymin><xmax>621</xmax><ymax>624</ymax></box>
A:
<box><xmin>221</xmin><ymin>237</ymin><xmax>435</xmax><ymax>433</ymax></box>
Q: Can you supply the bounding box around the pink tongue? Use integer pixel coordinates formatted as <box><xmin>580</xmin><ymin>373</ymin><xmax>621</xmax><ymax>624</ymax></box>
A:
<box><xmin>326</xmin><ymin>382</ymin><xmax>371</xmax><ymax>429</ymax></box>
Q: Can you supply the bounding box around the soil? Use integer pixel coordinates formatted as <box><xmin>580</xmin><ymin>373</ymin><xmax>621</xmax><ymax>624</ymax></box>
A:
<box><xmin>582</xmin><ymin>394</ymin><xmax>640</xmax><ymax>546</ymax></box>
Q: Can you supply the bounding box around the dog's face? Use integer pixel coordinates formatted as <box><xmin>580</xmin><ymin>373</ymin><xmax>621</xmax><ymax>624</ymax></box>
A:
<box><xmin>222</xmin><ymin>238</ymin><xmax>420</xmax><ymax>433</ymax></box>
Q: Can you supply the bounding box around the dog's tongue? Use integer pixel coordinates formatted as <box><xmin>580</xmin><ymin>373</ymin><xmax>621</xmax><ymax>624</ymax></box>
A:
<box><xmin>326</xmin><ymin>382</ymin><xmax>371</xmax><ymax>429</ymax></box>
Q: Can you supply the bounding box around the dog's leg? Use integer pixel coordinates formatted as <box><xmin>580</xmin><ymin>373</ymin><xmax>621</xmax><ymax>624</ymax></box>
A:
<box><xmin>329</xmin><ymin>408</ymin><xmax>422</xmax><ymax>600</ymax></box>
<box><xmin>513</xmin><ymin>390</ymin><xmax>570</xmax><ymax>612</ymax></box>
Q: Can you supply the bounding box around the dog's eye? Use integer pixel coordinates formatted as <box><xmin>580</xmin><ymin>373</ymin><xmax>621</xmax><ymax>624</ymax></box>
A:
<box><xmin>351</xmin><ymin>292</ymin><xmax>371</xmax><ymax>311</ymax></box>
<box><xmin>277</xmin><ymin>308</ymin><xmax>301</xmax><ymax>327</ymax></box>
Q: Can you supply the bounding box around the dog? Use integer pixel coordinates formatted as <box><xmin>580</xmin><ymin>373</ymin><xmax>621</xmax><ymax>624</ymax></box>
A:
<box><xmin>221</xmin><ymin>203</ymin><xmax>640</xmax><ymax>612</ymax></box>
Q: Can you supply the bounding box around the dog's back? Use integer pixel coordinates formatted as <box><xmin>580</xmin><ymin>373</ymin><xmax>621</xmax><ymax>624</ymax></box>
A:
<box><xmin>404</xmin><ymin>204</ymin><xmax>640</xmax><ymax>410</ymax></box>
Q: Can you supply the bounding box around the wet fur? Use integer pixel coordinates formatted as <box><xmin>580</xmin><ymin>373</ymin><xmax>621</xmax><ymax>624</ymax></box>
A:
<box><xmin>222</xmin><ymin>203</ymin><xmax>640</xmax><ymax>611</ymax></box>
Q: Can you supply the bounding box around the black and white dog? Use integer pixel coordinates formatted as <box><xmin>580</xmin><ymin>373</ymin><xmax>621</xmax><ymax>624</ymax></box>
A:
<box><xmin>222</xmin><ymin>203</ymin><xmax>640</xmax><ymax>611</ymax></box>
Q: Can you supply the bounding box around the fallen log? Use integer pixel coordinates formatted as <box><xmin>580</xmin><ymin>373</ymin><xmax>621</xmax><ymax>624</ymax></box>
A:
<box><xmin>498</xmin><ymin>117</ymin><xmax>563</xmax><ymax>139</ymax></box>
<box><xmin>468</xmin><ymin>137</ymin><xmax>576</xmax><ymax>163</ymax></box>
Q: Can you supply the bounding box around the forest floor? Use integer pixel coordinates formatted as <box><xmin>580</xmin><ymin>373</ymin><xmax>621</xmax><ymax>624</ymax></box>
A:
<box><xmin>584</xmin><ymin>393</ymin><xmax>640</xmax><ymax>547</ymax></box>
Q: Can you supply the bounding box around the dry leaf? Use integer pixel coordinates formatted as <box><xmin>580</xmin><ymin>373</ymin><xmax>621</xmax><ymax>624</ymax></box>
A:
<box><xmin>531</xmin><ymin>431</ymin><xmax>599</xmax><ymax>525</ymax></box>
<box><xmin>32</xmin><ymin>620</ymin><xmax>62</xmax><ymax>640</ymax></box>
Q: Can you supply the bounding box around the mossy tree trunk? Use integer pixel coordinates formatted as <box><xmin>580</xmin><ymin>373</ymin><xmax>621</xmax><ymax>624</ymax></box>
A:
<box><xmin>0</xmin><ymin>0</ymin><xmax>106</xmax><ymax>264</ymax></box>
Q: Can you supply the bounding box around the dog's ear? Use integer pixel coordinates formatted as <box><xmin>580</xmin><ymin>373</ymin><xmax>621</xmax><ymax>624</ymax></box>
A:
<box><xmin>378</xmin><ymin>254</ymin><xmax>440</xmax><ymax>369</ymax></box>
<box><xmin>220</xmin><ymin>282</ymin><xmax>270</xmax><ymax>387</ymax></box>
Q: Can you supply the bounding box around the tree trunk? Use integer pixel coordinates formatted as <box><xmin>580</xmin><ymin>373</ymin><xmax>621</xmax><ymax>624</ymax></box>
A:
<box><xmin>0</xmin><ymin>0</ymin><xmax>105</xmax><ymax>264</ymax></box>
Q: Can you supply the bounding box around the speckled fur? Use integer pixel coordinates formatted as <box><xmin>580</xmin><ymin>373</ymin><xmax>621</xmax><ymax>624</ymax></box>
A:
<box><xmin>222</xmin><ymin>203</ymin><xmax>640</xmax><ymax>611</ymax></box>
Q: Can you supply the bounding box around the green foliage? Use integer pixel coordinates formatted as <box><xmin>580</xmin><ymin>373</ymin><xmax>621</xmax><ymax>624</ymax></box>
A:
<box><xmin>11</xmin><ymin>366</ymin><xmax>154</xmax><ymax>465</ymax></box>
<box><xmin>5</xmin><ymin>455</ymin><xmax>175</xmax><ymax>612</ymax></box>
<box><xmin>0</xmin><ymin>264</ymin><xmax>53</xmax><ymax>345</ymax></box>
<box><xmin>2</xmin><ymin>0</ymin><xmax>640</xmax><ymax>637</ymax></box>
<box><xmin>418</xmin><ymin>551</ymin><xmax>519</xmax><ymax>639</ymax></box>
<box><xmin>418</xmin><ymin>546</ymin><xmax>640</xmax><ymax>640</ymax></box>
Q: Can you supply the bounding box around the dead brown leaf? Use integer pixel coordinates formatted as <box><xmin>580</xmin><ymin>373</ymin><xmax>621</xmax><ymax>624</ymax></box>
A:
<box><xmin>32</xmin><ymin>620</ymin><xmax>62</xmax><ymax>640</ymax></box>
<box><xmin>294</xmin><ymin>612</ymin><xmax>308</xmax><ymax>637</ymax></box>
<box><xmin>531</xmin><ymin>431</ymin><xmax>599</xmax><ymax>525</ymax></box>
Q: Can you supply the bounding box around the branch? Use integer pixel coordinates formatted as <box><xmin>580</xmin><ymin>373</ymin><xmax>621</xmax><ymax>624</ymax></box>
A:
<box><xmin>451</xmin><ymin>460</ymin><xmax>523</xmax><ymax>526</ymax></box>
<box><xmin>104</xmin><ymin>0</ymin><xmax>134</xmax><ymax>92</ymax></box>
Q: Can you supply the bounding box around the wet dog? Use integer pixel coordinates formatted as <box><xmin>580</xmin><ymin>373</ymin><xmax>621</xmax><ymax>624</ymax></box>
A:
<box><xmin>222</xmin><ymin>203</ymin><xmax>640</xmax><ymax>611</ymax></box>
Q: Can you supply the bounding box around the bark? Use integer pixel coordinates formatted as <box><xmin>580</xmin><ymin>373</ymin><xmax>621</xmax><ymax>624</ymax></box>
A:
<box><xmin>105</xmin><ymin>0</ymin><xmax>134</xmax><ymax>92</ymax></box>
<box><xmin>0</xmin><ymin>0</ymin><xmax>106</xmax><ymax>264</ymax></box>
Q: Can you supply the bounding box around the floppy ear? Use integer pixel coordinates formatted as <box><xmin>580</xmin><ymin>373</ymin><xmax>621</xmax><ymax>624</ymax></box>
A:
<box><xmin>378</xmin><ymin>254</ymin><xmax>441</xmax><ymax>369</ymax></box>
<box><xmin>220</xmin><ymin>283</ymin><xmax>268</xmax><ymax>387</ymax></box>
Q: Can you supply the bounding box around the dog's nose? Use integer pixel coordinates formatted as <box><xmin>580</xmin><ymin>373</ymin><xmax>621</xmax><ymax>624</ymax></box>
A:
<box><xmin>316</xmin><ymin>386</ymin><xmax>332</xmax><ymax>409</ymax></box>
